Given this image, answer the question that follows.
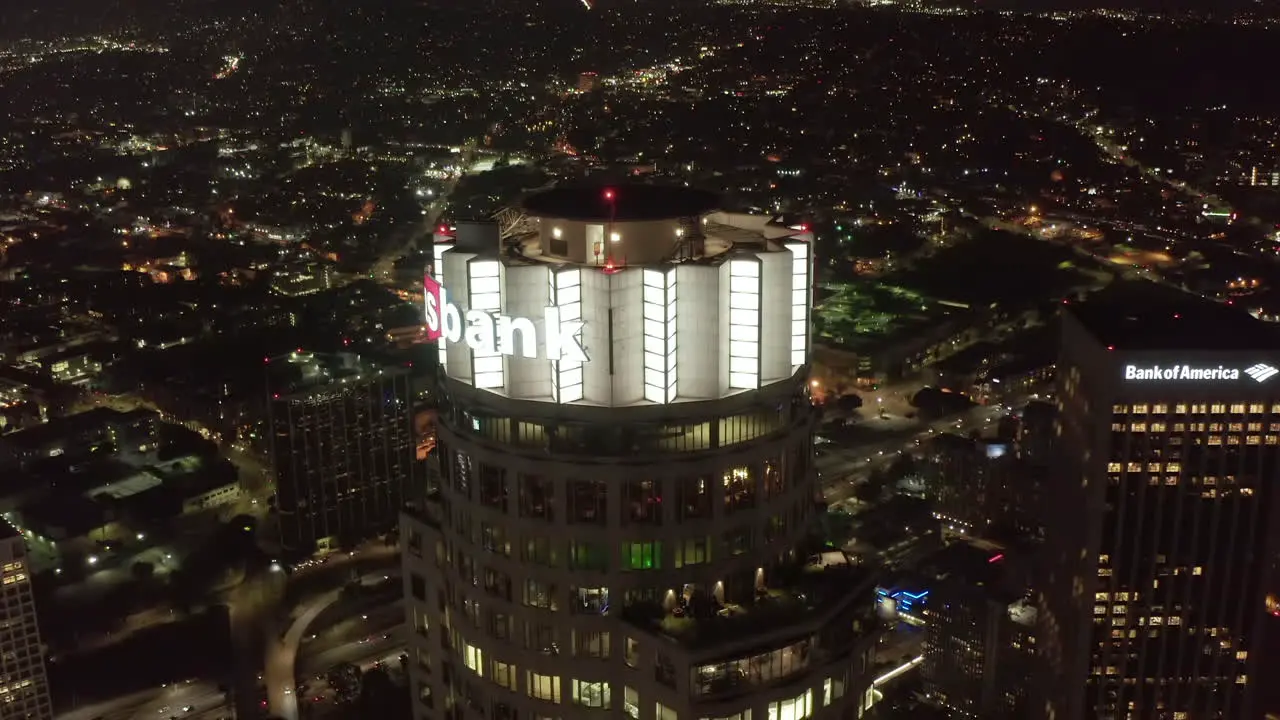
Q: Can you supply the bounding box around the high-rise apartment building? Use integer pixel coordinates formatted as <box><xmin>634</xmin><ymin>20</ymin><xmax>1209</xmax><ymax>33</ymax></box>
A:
<box><xmin>921</xmin><ymin>543</ymin><xmax>1034</xmax><ymax>719</ymax></box>
<box><xmin>402</xmin><ymin>187</ymin><xmax>883</xmax><ymax>720</ymax></box>
<box><xmin>0</xmin><ymin>524</ymin><xmax>52</xmax><ymax>720</ymax></box>
<box><xmin>1036</xmin><ymin>284</ymin><xmax>1280</xmax><ymax>720</ymax></box>
<box><xmin>269</xmin><ymin>352</ymin><xmax>415</xmax><ymax>554</ymax></box>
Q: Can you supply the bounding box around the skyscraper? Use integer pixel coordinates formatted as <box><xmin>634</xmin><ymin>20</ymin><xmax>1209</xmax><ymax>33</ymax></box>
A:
<box><xmin>401</xmin><ymin>187</ymin><xmax>883</xmax><ymax>720</ymax></box>
<box><xmin>269</xmin><ymin>352</ymin><xmax>415</xmax><ymax>554</ymax></box>
<box><xmin>1036</xmin><ymin>284</ymin><xmax>1280</xmax><ymax>720</ymax></box>
<box><xmin>0</xmin><ymin>524</ymin><xmax>52</xmax><ymax>720</ymax></box>
<box><xmin>921</xmin><ymin>543</ymin><xmax>1034</xmax><ymax>719</ymax></box>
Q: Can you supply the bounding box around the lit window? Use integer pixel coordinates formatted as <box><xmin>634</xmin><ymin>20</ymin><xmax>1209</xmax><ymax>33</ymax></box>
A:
<box><xmin>464</xmin><ymin>643</ymin><xmax>484</xmax><ymax>676</ymax></box>
<box><xmin>572</xmin><ymin>680</ymin><xmax>611</xmax><ymax>708</ymax></box>
<box><xmin>528</xmin><ymin>672</ymin><xmax>561</xmax><ymax>703</ymax></box>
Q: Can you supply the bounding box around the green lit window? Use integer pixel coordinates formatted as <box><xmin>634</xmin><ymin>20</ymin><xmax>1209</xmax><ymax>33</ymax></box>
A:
<box><xmin>623</xmin><ymin>542</ymin><xmax>661</xmax><ymax>571</ymax></box>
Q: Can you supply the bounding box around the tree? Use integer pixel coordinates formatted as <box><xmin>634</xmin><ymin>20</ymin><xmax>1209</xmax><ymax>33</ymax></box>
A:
<box><xmin>353</xmin><ymin>666</ymin><xmax>410</xmax><ymax>720</ymax></box>
<box><xmin>131</xmin><ymin>561</ymin><xmax>155</xmax><ymax>581</ymax></box>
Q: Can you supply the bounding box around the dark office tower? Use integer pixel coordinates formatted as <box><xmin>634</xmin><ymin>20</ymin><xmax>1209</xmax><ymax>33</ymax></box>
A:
<box><xmin>1035</xmin><ymin>283</ymin><xmax>1280</xmax><ymax>720</ymax></box>
<box><xmin>269</xmin><ymin>353</ymin><xmax>415</xmax><ymax>554</ymax></box>
<box><xmin>402</xmin><ymin>190</ymin><xmax>883</xmax><ymax>720</ymax></box>
<box><xmin>1017</xmin><ymin>400</ymin><xmax>1056</xmax><ymax>467</ymax></box>
<box><xmin>0</xmin><ymin>524</ymin><xmax>52</xmax><ymax>720</ymax></box>
<box><xmin>922</xmin><ymin>545</ymin><xmax>1035</xmax><ymax>719</ymax></box>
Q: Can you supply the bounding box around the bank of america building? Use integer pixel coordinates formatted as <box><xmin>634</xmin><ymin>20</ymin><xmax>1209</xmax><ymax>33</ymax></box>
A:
<box><xmin>1037</xmin><ymin>285</ymin><xmax>1280</xmax><ymax>720</ymax></box>
<box><xmin>401</xmin><ymin>186</ymin><xmax>883</xmax><ymax>720</ymax></box>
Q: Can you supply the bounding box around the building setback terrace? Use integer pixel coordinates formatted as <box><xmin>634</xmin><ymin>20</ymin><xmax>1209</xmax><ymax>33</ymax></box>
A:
<box><xmin>620</xmin><ymin>553</ymin><xmax>877</xmax><ymax>653</ymax></box>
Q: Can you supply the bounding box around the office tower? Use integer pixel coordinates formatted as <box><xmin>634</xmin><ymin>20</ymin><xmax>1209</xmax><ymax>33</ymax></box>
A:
<box><xmin>0</xmin><ymin>524</ymin><xmax>52</xmax><ymax>720</ymax></box>
<box><xmin>923</xmin><ymin>434</ymin><xmax>1019</xmax><ymax>536</ymax></box>
<box><xmin>1035</xmin><ymin>283</ymin><xmax>1280</xmax><ymax>720</ymax></box>
<box><xmin>269</xmin><ymin>352</ymin><xmax>415</xmax><ymax>554</ymax></box>
<box><xmin>921</xmin><ymin>544</ymin><xmax>1034</xmax><ymax>719</ymax></box>
<box><xmin>402</xmin><ymin>187</ymin><xmax>883</xmax><ymax>720</ymax></box>
<box><xmin>1016</xmin><ymin>400</ymin><xmax>1055</xmax><ymax>468</ymax></box>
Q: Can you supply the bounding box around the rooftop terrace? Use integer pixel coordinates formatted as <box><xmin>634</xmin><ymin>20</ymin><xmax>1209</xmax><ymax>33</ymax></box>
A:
<box><xmin>622</xmin><ymin>553</ymin><xmax>877</xmax><ymax>652</ymax></box>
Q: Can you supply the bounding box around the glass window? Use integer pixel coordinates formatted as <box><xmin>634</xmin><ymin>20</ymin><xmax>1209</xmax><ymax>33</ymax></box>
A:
<box><xmin>464</xmin><ymin>643</ymin><xmax>484</xmax><ymax>676</ymax></box>
<box><xmin>675</xmin><ymin>537</ymin><xmax>710</xmax><ymax>568</ymax></box>
<box><xmin>657</xmin><ymin>703</ymin><xmax>678</xmax><ymax>720</ymax></box>
<box><xmin>823</xmin><ymin>673</ymin><xmax>846</xmax><ymax>706</ymax></box>
<box><xmin>523</xmin><ymin>580</ymin><xmax>558</xmax><ymax>610</ymax></box>
<box><xmin>767</xmin><ymin>690</ymin><xmax>813</xmax><ymax>720</ymax></box>
<box><xmin>572</xmin><ymin>680</ymin><xmax>611</xmax><ymax>708</ymax></box>
<box><xmin>574</xmin><ymin>630</ymin><xmax>611</xmax><ymax>658</ymax></box>
<box><xmin>493</xmin><ymin>660</ymin><xmax>518</xmax><ymax>690</ymax></box>
<box><xmin>569</xmin><ymin>480</ymin><xmax>607</xmax><ymax>524</ymax></box>
<box><xmin>763</xmin><ymin>456</ymin><xmax>785</xmax><ymax>498</ymax></box>
<box><xmin>480</xmin><ymin>464</ymin><xmax>508</xmax><ymax>511</ymax></box>
<box><xmin>723</xmin><ymin>465</ymin><xmax>757</xmax><ymax>513</ymax></box>
<box><xmin>519</xmin><ymin>474</ymin><xmax>554</xmax><ymax>521</ymax></box>
<box><xmin>678</xmin><ymin>476</ymin><xmax>711</xmax><ymax>520</ymax></box>
<box><xmin>454</xmin><ymin>450</ymin><xmax>473</xmax><ymax>498</ymax></box>
<box><xmin>624</xmin><ymin>479</ymin><xmax>663</xmax><ymax>525</ymax></box>
<box><xmin>527</xmin><ymin>672</ymin><xmax>561</xmax><ymax>703</ymax></box>
<box><xmin>622</xmin><ymin>542</ymin><xmax>662</xmax><ymax>571</ymax></box>
<box><xmin>522</xmin><ymin>537</ymin><xmax>559</xmax><ymax>568</ymax></box>
<box><xmin>570</xmin><ymin>541</ymin><xmax>609</xmax><ymax>571</ymax></box>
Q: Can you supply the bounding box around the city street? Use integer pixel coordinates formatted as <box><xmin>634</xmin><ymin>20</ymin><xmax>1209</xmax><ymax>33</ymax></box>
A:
<box><xmin>56</xmin><ymin>679</ymin><xmax>226</xmax><ymax>720</ymax></box>
<box><xmin>817</xmin><ymin>389</ymin><xmax>1048</xmax><ymax>507</ymax></box>
<box><xmin>265</xmin><ymin>569</ymin><xmax>397</xmax><ymax>720</ymax></box>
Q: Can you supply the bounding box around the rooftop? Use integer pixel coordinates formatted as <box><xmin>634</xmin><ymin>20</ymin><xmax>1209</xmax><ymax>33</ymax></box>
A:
<box><xmin>0</xmin><ymin>406</ymin><xmax>154</xmax><ymax>451</ymax></box>
<box><xmin>521</xmin><ymin>184</ymin><xmax>720</xmax><ymax>223</ymax></box>
<box><xmin>622</xmin><ymin>554</ymin><xmax>877</xmax><ymax>651</ymax></box>
<box><xmin>1071</xmin><ymin>281</ymin><xmax>1279</xmax><ymax>351</ymax></box>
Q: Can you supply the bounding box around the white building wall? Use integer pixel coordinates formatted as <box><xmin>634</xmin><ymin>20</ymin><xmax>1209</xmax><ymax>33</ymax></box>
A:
<box><xmin>675</xmin><ymin>264</ymin><xmax>720</xmax><ymax>400</ymax></box>
<box><xmin>440</xmin><ymin>250</ymin><xmax>475</xmax><ymax>383</ymax></box>
<box><xmin>581</xmin><ymin>268</ymin><xmax>613</xmax><ymax>404</ymax></box>
<box><xmin>504</xmin><ymin>264</ymin><xmax>552</xmax><ymax>399</ymax></box>
<box><xmin>431</xmin><ymin>233</ymin><xmax>812</xmax><ymax>405</ymax></box>
<box><xmin>609</xmin><ymin>269</ymin><xmax>646</xmax><ymax>406</ymax></box>
<box><xmin>760</xmin><ymin>250</ymin><xmax>794</xmax><ymax>383</ymax></box>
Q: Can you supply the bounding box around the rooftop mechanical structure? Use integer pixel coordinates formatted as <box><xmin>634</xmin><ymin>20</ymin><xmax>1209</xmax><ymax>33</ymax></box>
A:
<box><xmin>404</xmin><ymin>185</ymin><xmax>882</xmax><ymax>720</ymax></box>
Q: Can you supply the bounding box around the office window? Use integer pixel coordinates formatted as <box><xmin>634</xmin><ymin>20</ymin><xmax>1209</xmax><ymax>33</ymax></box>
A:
<box><xmin>523</xmin><ymin>580</ymin><xmax>558</xmax><ymax>610</ymax></box>
<box><xmin>570</xmin><ymin>541</ymin><xmax>609</xmax><ymax>572</ymax></box>
<box><xmin>528</xmin><ymin>672</ymin><xmax>561</xmax><ymax>703</ymax></box>
<box><xmin>622</xmin><ymin>542</ymin><xmax>661</xmax><ymax>571</ymax></box>
<box><xmin>493</xmin><ymin>661</ymin><xmax>518</xmax><ymax>690</ymax></box>
<box><xmin>572</xmin><ymin>680</ymin><xmax>611</xmax><ymax>708</ymax></box>
<box><xmin>675</xmin><ymin>537</ymin><xmax>710</xmax><ymax>568</ymax></box>
<box><xmin>464</xmin><ymin>643</ymin><xmax>484</xmax><ymax>676</ymax></box>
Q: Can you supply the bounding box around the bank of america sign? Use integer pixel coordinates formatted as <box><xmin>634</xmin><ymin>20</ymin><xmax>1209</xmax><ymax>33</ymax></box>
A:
<box><xmin>1124</xmin><ymin>363</ymin><xmax>1279</xmax><ymax>383</ymax></box>
<box><xmin>1245</xmin><ymin>364</ymin><xmax>1279</xmax><ymax>383</ymax></box>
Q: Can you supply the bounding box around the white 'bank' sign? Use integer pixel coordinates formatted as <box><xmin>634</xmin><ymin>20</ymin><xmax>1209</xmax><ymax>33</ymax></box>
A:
<box><xmin>1124</xmin><ymin>363</ymin><xmax>1279</xmax><ymax>383</ymax></box>
<box><xmin>424</xmin><ymin>275</ymin><xmax>588</xmax><ymax>363</ymax></box>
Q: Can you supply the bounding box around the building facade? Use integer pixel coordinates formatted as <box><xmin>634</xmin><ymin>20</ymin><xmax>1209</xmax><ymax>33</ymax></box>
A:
<box><xmin>270</xmin><ymin>360</ymin><xmax>415</xmax><ymax>554</ymax></box>
<box><xmin>921</xmin><ymin>549</ymin><xmax>1034</xmax><ymax>719</ymax></box>
<box><xmin>1036</xmin><ymin>286</ymin><xmax>1280</xmax><ymax>720</ymax></box>
<box><xmin>402</xmin><ymin>186</ymin><xmax>882</xmax><ymax>720</ymax></box>
<box><xmin>0</xmin><ymin>526</ymin><xmax>52</xmax><ymax>720</ymax></box>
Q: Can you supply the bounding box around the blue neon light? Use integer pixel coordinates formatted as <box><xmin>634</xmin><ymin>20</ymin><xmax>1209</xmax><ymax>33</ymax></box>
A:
<box><xmin>877</xmin><ymin>588</ymin><xmax>931</xmax><ymax>611</ymax></box>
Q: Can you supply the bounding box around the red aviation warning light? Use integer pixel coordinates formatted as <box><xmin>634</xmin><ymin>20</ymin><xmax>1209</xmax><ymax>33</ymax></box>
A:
<box><xmin>603</xmin><ymin>189</ymin><xmax>615</xmax><ymax>201</ymax></box>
